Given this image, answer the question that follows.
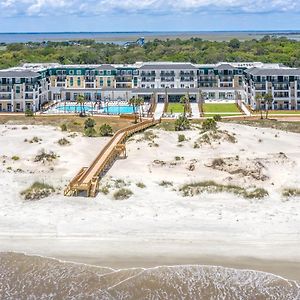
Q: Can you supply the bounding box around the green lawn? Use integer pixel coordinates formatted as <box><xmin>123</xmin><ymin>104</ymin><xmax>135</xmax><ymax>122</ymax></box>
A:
<box><xmin>167</xmin><ymin>103</ymin><xmax>184</xmax><ymax>113</ymax></box>
<box><xmin>265</xmin><ymin>110</ymin><xmax>300</xmax><ymax>115</ymax></box>
<box><xmin>203</xmin><ymin>103</ymin><xmax>241</xmax><ymax>113</ymax></box>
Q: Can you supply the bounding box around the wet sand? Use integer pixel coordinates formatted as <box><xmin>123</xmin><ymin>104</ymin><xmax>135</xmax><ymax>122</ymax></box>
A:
<box><xmin>1</xmin><ymin>238</ymin><xmax>300</xmax><ymax>282</ymax></box>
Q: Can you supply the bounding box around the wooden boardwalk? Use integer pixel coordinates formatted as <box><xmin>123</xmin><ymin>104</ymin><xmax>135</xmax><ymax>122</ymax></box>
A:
<box><xmin>64</xmin><ymin>118</ymin><xmax>159</xmax><ymax>197</ymax></box>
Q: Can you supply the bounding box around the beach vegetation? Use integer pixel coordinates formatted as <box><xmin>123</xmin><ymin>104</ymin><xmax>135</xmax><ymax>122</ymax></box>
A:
<box><xmin>99</xmin><ymin>124</ymin><xmax>113</xmax><ymax>136</ymax></box>
<box><xmin>11</xmin><ymin>155</ymin><xmax>20</xmax><ymax>161</ymax></box>
<box><xmin>159</xmin><ymin>180</ymin><xmax>173</xmax><ymax>187</ymax></box>
<box><xmin>282</xmin><ymin>188</ymin><xmax>300</xmax><ymax>198</ymax></box>
<box><xmin>136</xmin><ymin>182</ymin><xmax>146</xmax><ymax>188</ymax></box>
<box><xmin>178</xmin><ymin>134</ymin><xmax>186</xmax><ymax>143</ymax></box>
<box><xmin>202</xmin><ymin>119</ymin><xmax>217</xmax><ymax>132</ymax></box>
<box><xmin>180</xmin><ymin>181</ymin><xmax>268</xmax><ymax>199</ymax></box>
<box><xmin>21</xmin><ymin>181</ymin><xmax>55</xmax><ymax>201</ymax></box>
<box><xmin>57</xmin><ymin>138</ymin><xmax>70</xmax><ymax>146</ymax></box>
<box><xmin>25</xmin><ymin>109</ymin><xmax>34</xmax><ymax>117</ymax></box>
<box><xmin>34</xmin><ymin>149</ymin><xmax>58</xmax><ymax>163</ymax></box>
<box><xmin>60</xmin><ymin>123</ymin><xmax>67</xmax><ymax>131</ymax></box>
<box><xmin>175</xmin><ymin>115</ymin><xmax>190</xmax><ymax>131</ymax></box>
<box><xmin>113</xmin><ymin>188</ymin><xmax>133</xmax><ymax>200</ymax></box>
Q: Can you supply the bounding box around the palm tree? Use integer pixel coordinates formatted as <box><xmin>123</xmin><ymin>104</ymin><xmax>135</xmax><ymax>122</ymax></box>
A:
<box><xmin>180</xmin><ymin>93</ymin><xmax>190</xmax><ymax>118</ymax></box>
<box><xmin>76</xmin><ymin>94</ymin><xmax>85</xmax><ymax>116</ymax></box>
<box><xmin>128</xmin><ymin>96</ymin><xmax>143</xmax><ymax>123</ymax></box>
<box><xmin>264</xmin><ymin>93</ymin><xmax>273</xmax><ymax>119</ymax></box>
<box><xmin>255</xmin><ymin>93</ymin><xmax>263</xmax><ymax>119</ymax></box>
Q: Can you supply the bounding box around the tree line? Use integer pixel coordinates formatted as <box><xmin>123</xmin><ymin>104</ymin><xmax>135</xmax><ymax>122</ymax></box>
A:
<box><xmin>1</xmin><ymin>36</ymin><xmax>300</xmax><ymax>69</ymax></box>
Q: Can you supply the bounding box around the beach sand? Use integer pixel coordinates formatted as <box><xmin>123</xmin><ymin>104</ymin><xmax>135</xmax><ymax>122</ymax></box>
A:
<box><xmin>0</xmin><ymin>122</ymin><xmax>299</xmax><ymax>282</ymax></box>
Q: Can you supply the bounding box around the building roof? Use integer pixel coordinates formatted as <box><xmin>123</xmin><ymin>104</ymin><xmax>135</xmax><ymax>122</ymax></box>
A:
<box><xmin>245</xmin><ymin>67</ymin><xmax>300</xmax><ymax>76</ymax></box>
<box><xmin>215</xmin><ymin>63</ymin><xmax>237</xmax><ymax>70</ymax></box>
<box><xmin>0</xmin><ymin>70</ymin><xmax>40</xmax><ymax>78</ymax></box>
<box><xmin>95</xmin><ymin>64</ymin><xmax>116</xmax><ymax>71</ymax></box>
<box><xmin>139</xmin><ymin>63</ymin><xmax>198</xmax><ymax>70</ymax></box>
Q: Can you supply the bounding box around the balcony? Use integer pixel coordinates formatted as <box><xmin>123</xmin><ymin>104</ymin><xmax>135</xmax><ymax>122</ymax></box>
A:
<box><xmin>141</xmin><ymin>72</ymin><xmax>156</xmax><ymax>76</ymax></box>
<box><xmin>180</xmin><ymin>77</ymin><xmax>194</xmax><ymax>82</ymax></box>
<box><xmin>56</xmin><ymin>76</ymin><xmax>66</xmax><ymax>82</ymax></box>
<box><xmin>160</xmin><ymin>72</ymin><xmax>175</xmax><ymax>77</ymax></box>
<box><xmin>141</xmin><ymin>77</ymin><xmax>155</xmax><ymax>82</ymax></box>
<box><xmin>161</xmin><ymin>78</ymin><xmax>175</xmax><ymax>82</ymax></box>
<box><xmin>180</xmin><ymin>71</ymin><xmax>195</xmax><ymax>76</ymax></box>
<box><xmin>219</xmin><ymin>76</ymin><xmax>233</xmax><ymax>82</ymax></box>
<box><xmin>0</xmin><ymin>88</ymin><xmax>11</xmax><ymax>92</ymax></box>
<box><xmin>85</xmin><ymin>77</ymin><xmax>95</xmax><ymax>83</ymax></box>
<box><xmin>254</xmin><ymin>84</ymin><xmax>266</xmax><ymax>90</ymax></box>
<box><xmin>0</xmin><ymin>95</ymin><xmax>10</xmax><ymax>100</ymax></box>
<box><xmin>273</xmin><ymin>84</ymin><xmax>289</xmax><ymax>90</ymax></box>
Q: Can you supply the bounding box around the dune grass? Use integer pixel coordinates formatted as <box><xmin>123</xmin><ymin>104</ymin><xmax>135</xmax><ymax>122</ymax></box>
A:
<box><xmin>180</xmin><ymin>180</ymin><xmax>268</xmax><ymax>199</ymax></box>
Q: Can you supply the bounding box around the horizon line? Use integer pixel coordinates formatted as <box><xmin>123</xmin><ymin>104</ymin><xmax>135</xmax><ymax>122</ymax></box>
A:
<box><xmin>0</xmin><ymin>30</ymin><xmax>300</xmax><ymax>34</ymax></box>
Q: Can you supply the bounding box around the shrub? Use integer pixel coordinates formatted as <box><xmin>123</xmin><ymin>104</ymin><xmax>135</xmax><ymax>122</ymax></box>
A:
<box><xmin>21</xmin><ymin>182</ymin><xmax>55</xmax><ymax>200</ymax></box>
<box><xmin>113</xmin><ymin>188</ymin><xmax>133</xmax><ymax>200</ymax></box>
<box><xmin>11</xmin><ymin>156</ymin><xmax>20</xmax><ymax>161</ymax></box>
<box><xmin>84</xmin><ymin>118</ymin><xmax>96</xmax><ymax>129</ymax></box>
<box><xmin>57</xmin><ymin>138</ymin><xmax>70</xmax><ymax>146</ymax></box>
<box><xmin>175</xmin><ymin>115</ymin><xmax>190</xmax><ymax>131</ymax></box>
<box><xmin>178</xmin><ymin>134</ymin><xmax>186</xmax><ymax>143</ymax></box>
<box><xmin>99</xmin><ymin>124</ymin><xmax>113</xmax><ymax>136</ymax></box>
<box><xmin>99</xmin><ymin>186</ymin><xmax>110</xmax><ymax>195</ymax></box>
<box><xmin>202</xmin><ymin>119</ymin><xmax>217</xmax><ymax>132</ymax></box>
<box><xmin>159</xmin><ymin>180</ymin><xmax>173</xmax><ymax>187</ymax></box>
<box><xmin>84</xmin><ymin>127</ymin><xmax>96</xmax><ymax>137</ymax></box>
<box><xmin>136</xmin><ymin>182</ymin><xmax>146</xmax><ymax>188</ymax></box>
<box><xmin>60</xmin><ymin>123</ymin><xmax>67</xmax><ymax>131</ymax></box>
<box><xmin>282</xmin><ymin>188</ymin><xmax>300</xmax><ymax>197</ymax></box>
<box><xmin>213</xmin><ymin>115</ymin><xmax>222</xmax><ymax>121</ymax></box>
<box><xmin>25</xmin><ymin>109</ymin><xmax>34</xmax><ymax>117</ymax></box>
<box><xmin>34</xmin><ymin>150</ymin><xmax>57</xmax><ymax>163</ymax></box>
<box><xmin>211</xmin><ymin>158</ymin><xmax>225</xmax><ymax>167</ymax></box>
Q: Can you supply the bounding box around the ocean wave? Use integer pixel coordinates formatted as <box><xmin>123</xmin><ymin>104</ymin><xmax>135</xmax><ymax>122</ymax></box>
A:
<box><xmin>0</xmin><ymin>252</ymin><xmax>299</xmax><ymax>299</ymax></box>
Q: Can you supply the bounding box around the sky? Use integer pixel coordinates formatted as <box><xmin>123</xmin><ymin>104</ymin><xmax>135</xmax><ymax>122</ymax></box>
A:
<box><xmin>0</xmin><ymin>0</ymin><xmax>300</xmax><ymax>32</ymax></box>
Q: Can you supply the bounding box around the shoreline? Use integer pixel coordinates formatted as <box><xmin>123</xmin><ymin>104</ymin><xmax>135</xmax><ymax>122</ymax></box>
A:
<box><xmin>1</xmin><ymin>237</ymin><xmax>300</xmax><ymax>282</ymax></box>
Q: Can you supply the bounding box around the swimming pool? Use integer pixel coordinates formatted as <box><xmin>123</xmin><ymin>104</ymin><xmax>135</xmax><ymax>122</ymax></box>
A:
<box><xmin>102</xmin><ymin>105</ymin><xmax>135</xmax><ymax>114</ymax></box>
<box><xmin>55</xmin><ymin>105</ymin><xmax>136</xmax><ymax>114</ymax></box>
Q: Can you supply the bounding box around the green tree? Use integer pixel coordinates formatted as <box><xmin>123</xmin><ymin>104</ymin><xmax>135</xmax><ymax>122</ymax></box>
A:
<box><xmin>76</xmin><ymin>94</ymin><xmax>86</xmax><ymax>115</ymax></box>
<box><xmin>264</xmin><ymin>93</ymin><xmax>273</xmax><ymax>119</ymax></box>
<box><xmin>180</xmin><ymin>93</ymin><xmax>190</xmax><ymax>117</ymax></box>
<box><xmin>255</xmin><ymin>93</ymin><xmax>264</xmax><ymax>119</ymax></box>
<box><xmin>128</xmin><ymin>96</ymin><xmax>144</xmax><ymax>123</ymax></box>
<box><xmin>228</xmin><ymin>39</ymin><xmax>241</xmax><ymax>49</ymax></box>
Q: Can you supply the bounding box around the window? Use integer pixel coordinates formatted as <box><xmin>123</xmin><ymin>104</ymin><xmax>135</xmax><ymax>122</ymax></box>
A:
<box><xmin>69</xmin><ymin>70</ymin><xmax>74</xmax><ymax>75</ymax></box>
<box><xmin>76</xmin><ymin>70</ymin><xmax>81</xmax><ymax>75</ymax></box>
<box><xmin>77</xmin><ymin>77</ymin><xmax>81</xmax><ymax>86</ymax></box>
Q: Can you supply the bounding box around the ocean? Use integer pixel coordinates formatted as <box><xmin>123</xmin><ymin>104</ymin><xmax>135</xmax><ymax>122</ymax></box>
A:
<box><xmin>0</xmin><ymin>252</ymin><xmax>299</xmax><ymax>299</ymax></box>
<box><xmin>0</xmin><ymin>31</ymin><xmax>300</xmax><ymax>44</ymax></box>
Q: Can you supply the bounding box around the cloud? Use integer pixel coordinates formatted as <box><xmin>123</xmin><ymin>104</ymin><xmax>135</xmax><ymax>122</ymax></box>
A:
<box><xmin>1</xmin><ymin>0</ymin><xmax>300</xmax><ymax>17</ymax></box>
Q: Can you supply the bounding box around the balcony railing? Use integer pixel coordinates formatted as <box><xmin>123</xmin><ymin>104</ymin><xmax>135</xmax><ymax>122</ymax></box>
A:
<box><xmin>160</xmin><ymin>72</ymin><xmax>175</xmax><ymax>76</ymax></box>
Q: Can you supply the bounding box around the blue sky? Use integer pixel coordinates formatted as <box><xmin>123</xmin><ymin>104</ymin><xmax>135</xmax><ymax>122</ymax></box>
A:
<box><xmin>0</xmin><ymin>0</ymin><xmax>300</xmax><ymax>32</ymax></box>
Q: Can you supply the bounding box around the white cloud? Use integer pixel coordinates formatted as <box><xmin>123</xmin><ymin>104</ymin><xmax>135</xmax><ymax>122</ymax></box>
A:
<box><xmin>1</xmin><ymin>0</ymin><xmax>300</xmax><ymax>17</ymax></box>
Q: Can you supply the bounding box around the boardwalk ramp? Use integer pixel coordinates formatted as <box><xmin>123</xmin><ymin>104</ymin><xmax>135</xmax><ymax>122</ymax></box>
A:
<box><xmin>64</xmin><ymin>119</ymin><xmax>159</xmax><ymax>197</ymax></box>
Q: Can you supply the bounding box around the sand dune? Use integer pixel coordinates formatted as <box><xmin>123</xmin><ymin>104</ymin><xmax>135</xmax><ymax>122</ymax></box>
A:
<box><xmin>0</xmin><ymin>122</ymin><xmax>299</xmax><ymax>280</ymax></box>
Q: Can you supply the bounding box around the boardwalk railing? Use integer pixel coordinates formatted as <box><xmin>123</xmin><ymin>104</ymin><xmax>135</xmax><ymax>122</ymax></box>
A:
<box><xmin>64</xmin><ymin>118</ymin><xmax>159</xmax><ymax>197</ymax></box>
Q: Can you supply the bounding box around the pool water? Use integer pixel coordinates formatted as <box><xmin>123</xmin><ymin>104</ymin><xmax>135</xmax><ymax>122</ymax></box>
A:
<box><xmin>102</xmin><ymin>106</ymin><xmax>135</xmax><ymax>114</ymax></box>
<box><xmin>55</xmin><ymin>105</ymin><xmax>136</xmax><ymax>114</ymax></box>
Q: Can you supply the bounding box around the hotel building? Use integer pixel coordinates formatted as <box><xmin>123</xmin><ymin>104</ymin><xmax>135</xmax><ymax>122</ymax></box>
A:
<box><xmin>0</xmin><ymin>61</ymin><xmax>299</xmax><ymax>112</ymax></box>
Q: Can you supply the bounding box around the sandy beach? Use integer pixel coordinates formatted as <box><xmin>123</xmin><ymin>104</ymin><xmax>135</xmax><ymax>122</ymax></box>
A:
<box><xmin>0</xmin><ymin>122</ymin><xmax>299</xmax><ymax>282</ymax></box>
